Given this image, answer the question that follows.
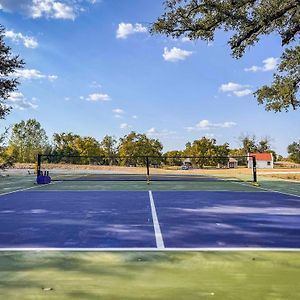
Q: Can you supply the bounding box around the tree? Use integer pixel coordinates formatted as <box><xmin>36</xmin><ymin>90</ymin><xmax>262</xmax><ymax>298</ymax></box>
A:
<box><xmin>239</xmin><ymin>134</ymin><xmax>258</xmax><ymax>154</ymax></box>
<box><xmin>52</xmin><ymin>132</ymin><xmax>103</xmax><ymax>164</ymax></box>
<box><xmin>164</xmin><ymin>150</ymin><xmax>184</xmax><ymax>166</ymax></box>
<box><xmin>0</xmin><ymin>128</ymin><xmax>14</xmax><ymax>170</ymax></box>
<box><xmin>99</xmin><ymin>135</ymin><xmax>118</xmax><ymax>165</ymax></box>
<box><xmin>287</xmin><ymin>140</ymin><xmax>300</xmax><ymax>163</ymax></box>
<box><xmin>52</xmin><ymin>132</ymin><xmax>81</xmax><ymax>157</ymax></box>
<box><xmin>151</xmin><ymin>0</ymin><xmax>300</xmax><ymax>112</ymax></box>
<box><xmin>0</xmin><ymin>25</ymin><xmax>25</xmax><ymax>119</ymax></box>
<box><xmin>118</xmin><ymin>132</ymin><xmax>163</xmax><ymax>166</ymax></box>
<box><xmin>100</xmin><ymin>135</ymin><xmax>117</xmax><ymax>156</ymax></box>
<box><xmin>73</xmin><ymin>136</ymin><xmax>103</xmax><ymax>157</ymax></box>
<box><xmin>7</xmin><ymin>119</ymin><xmax>49</xmax><ymax>163</ymax></box>
<box><xmin>239</xmin><ymin>134</ymin><xmax>273</xmax><ymax>154</ymax></box>
<box><xmin>257</xmin><ymin>137</ymin><xmax>272</xmax><ymax>153</ymax></box>
<box><xmin>185</xmin><ymin>137</ymin><xmax>230</xmax><ymax>168</ymax></box>
<box><xmin>255</xmin><ymin>46</ymin><xmax>300</xmax><ymax>111</ymax></box>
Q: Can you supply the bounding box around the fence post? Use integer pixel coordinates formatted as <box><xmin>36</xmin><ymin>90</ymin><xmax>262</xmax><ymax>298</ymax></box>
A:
<box><xmin>37</xmin><ymin>154</ymin><xmax>41</xmax><ymax>177</ymax></box>
<box><xmin>146</xmin><ymin>156</ymin><xmax>150</xmax><ymax>183</ymax></box>
<box><xmin>252</xmin><ymin>156</ymin><xmax>257</xmax><ymax>183</ymax></box>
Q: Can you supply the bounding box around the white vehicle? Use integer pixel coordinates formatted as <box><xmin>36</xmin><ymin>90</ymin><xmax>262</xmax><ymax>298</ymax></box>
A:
<box><xmin>181</xmin><ymin>164</ymin><xmax>189</xmax><ymax>170</ymax></box>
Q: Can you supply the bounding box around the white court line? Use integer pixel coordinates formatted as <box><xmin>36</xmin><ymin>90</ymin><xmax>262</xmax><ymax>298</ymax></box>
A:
<box><xmin>149</xmin><ymin>190</ymin><xmax>165</xmax><ymax>249</ymax></box>
<box><xmin>0</xmin><ymin>247</ymin><xmax>299</xmax><ymax>252</ymax></box>
<box><xmin>0</xmin><ymin>184</ymin><xmax>43</xmax><ymax>196</ymax></box>
<box><xmin>0</xmin><ymin>181</ymin><xmax>61</xmax><ymax>197</ymax></box>
<box><xmin>233</xmin><ymin>181</ymin><xmax>300</xmax><ymax>199</ymax></box>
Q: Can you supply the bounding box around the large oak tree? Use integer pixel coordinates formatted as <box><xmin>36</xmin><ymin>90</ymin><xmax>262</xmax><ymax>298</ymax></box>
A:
<box><xmin>151</xmin><ymin>0</ymin><xmax>300</xmax><ymax>112</ymax></box>
<box><xmin>0</xmin><ymin>25</ymin><xmax>25</xmax><ymax>119</ymax></box>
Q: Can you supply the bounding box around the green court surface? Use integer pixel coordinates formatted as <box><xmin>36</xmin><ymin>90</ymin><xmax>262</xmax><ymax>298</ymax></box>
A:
<box><xmin>0</xmin><ymin>174</ymin><xmax>36</xmax><ymax>194</ymax></box>
<box><xmin>0</xmin><ymin>251</ymin><xmax>299</xmax><ymax>299</ymax></box>
<box><xmin>34</xmin><ymin>180</ymin><xmax>262</xmax><ymax>191</ymax></box>
<box><xmin>1</xmin><ymin>173</ymin><xmax>300</xmax><ymax>195</ymax></box>
<box><xmin>1</xmin><ymin>174</ymin><xmax>300</xmax><ymax>299</ymax></box>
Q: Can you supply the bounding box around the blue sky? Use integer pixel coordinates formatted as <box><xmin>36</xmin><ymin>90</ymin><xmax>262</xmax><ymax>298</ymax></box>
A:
<box><xmin>0</xmin><ymin>0</ymin><xmax>299</xmax><ymax>155</ymax></box>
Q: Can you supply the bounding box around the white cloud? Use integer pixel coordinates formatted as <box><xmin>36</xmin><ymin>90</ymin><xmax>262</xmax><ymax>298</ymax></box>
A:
<box><xmin>120</xmin><ymin>123</ymin><xmax>132</xmax><ymax>130</ymax></box>
<box><xmin>181</xmin><ymin>37</ymin><xmax>191</xmax><ymax>43</ymax></box>
<box><xmin>220</xmin><ymin>82</ymin><xmax>244</xmax><ymax>92</ymax></box>
<box><xmin>4</xmin><ymin>30</ymin><xmax>38</xmax><ymax>48</ymax></box>
<box><xmin>0</xmin><ymin>0</ymin><xmax>82</xmax><ymax>20</ymax></box>
<box><xmin>204</xmin><ymin>133</ymin><xmax>215</xmax><ymax>138</ymax></box>
<box><xmin>14</xmin><ymin>69</ymin><xmax>58</xmax><ymax>81</ymax></box>
<box><xmin>31</xmin><ymin>0</ymin><xmax>75</xmax><ymax>20</ymax></box>
<box><xmin>64</xmin><ymin>97</ymin><xmax>70</xmax><ymax>101</ymax></box>
<box><xmin>6</xmin><ymin>92</ymin><xmax>38</xmax><ymax>110</ymax></box>
<box><xmin>185</xmin><ymin>120</ymin><xmax>237</xmax><ymax>131</ymax></box>
<box><xmin>113</xmin><ymin>108</ymin><xmax>125</xmax><ymax>118</ymax></box>
<box><xmin>163</xmin><ymin>47</ymin><xmax>193</xmax><ymax>62</ymax></box>
<box><xmin>233</xmin><ymin>89</ymin><xmax>252</xmax><ymax>97</ymax></box>
<box><xmin>263</xmin><ymin>57</ymin><xmax>279</xmax><ymax>71</ymax></box>
<box><xmin>132</xmin><ymin>115</ymin><xmax>138</xmax><ymax>119</ymax></box>
<box><xmin>112</xmin><ymin>108</ymin><xmax>124</xmax><ymax>114</ymax></box>
<box><xmin>244</xmin><ymin>66</ymin><xmax>260</xmax><ymax>72</ymax></box>
<box><xmin>219</xmin><ymin>82</ymin><xmax>252</xmax><ymax>97</ymax></box>
<box><xmin>116</xmin><ymin>23</ymin><xmax>147</xmax><ymax>39</ymax></box>
<box><xmin>244</xmin><ymin>57</ymin><xmax>279</xmax><ymax>72</ymax></box>
<box><xmin>48</xmin><ymin>75</ymin><xmax>58</xmax><ymax>81</ymax></box>
<box><xmin>90</xmin><ymin>81</ymin><xmax>102</xmax><ymax>88</ymax></box>
<box><xmin>86</xmin><ymin>93</ymin><xmax>111</xmax><ymax>102</ymax></box>
<box><xmin>146</xmin><ymin>127</ymin><xmax>176</xmax><ymax>138</ymax></box>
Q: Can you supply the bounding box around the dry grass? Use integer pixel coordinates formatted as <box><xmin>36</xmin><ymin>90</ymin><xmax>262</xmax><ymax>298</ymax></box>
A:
<box><xmin>12</xmin><ymin>163</ymin><xmax>300</xmax><ymax>181</ymax></box>
<box><xmin>261</xmin><ymin>173</ymin><xmax>300</xmax><ymax>181</ymax></box>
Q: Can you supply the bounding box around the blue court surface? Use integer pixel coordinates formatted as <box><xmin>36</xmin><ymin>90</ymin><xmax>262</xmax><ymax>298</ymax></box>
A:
<box><xmin>0</xmin><ymin>190</ymin><xmax>299</xmax><ymax>250</ymax></box>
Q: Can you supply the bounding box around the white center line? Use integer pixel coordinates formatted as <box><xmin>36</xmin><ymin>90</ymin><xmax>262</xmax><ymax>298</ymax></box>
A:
<box><xmin>149</xmin><ymin>190</ymin><xmax>164</xmax><ymax>249</ymax></box>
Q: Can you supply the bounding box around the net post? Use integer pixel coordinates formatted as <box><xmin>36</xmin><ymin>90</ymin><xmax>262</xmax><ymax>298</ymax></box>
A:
<box><xmin>146</xmin><ymin>156</ymin><xmax>150</xmax><ymax>184</ymax></box>
<box><xmin>252</xmin><ymin>155</ymin><xmax>257</xmax><ymax>183</ymax></box>
<box><xmin>36</xmin><ymin>154</ymin><xmax>41</xmax><ymax>177</ymax></box>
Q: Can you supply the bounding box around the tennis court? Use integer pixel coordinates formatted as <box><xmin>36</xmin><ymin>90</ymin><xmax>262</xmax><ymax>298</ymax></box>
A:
<box><xmin>1</xmin><ymin>172</ymin><xmax>300</xmax><ymax>251</ymax></box>
<box><xmin>1</xmin><ymin>170</ymin><xmax>300</xmax><ymax>299</ymax></box>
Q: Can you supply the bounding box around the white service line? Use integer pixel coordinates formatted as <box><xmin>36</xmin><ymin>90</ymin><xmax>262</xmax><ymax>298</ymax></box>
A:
<box><xmin>0</xmin><ymin>184</ymin><xmax>43</xmax><ymax>196</ymax></box>
<box><xmin>0</xmin><ymin>181</ymin><xmax>61</xmax><ymax>197</ymax></box>
<box><xmin>149</xmin><ymin>190</ymin><xmax>165</xmax><ymax>249</ymax></box>
<box><xmin>233</xmin><ymin>180</ymin><xmax>300</xmax><ymax>199</ymax></box>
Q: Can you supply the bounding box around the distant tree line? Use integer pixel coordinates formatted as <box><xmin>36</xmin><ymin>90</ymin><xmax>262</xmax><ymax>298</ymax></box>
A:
<box><xmin>1</xmin><ymin>118</ymin><xmax>299</xmax><ymax>169</ymax></box>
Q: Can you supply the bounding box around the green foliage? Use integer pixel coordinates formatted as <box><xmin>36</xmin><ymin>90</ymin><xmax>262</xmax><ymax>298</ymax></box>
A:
<box><xmin>255</xmin><ymin>46</ymin><xmax>300</xmax><ymax>112</ymax></box>
<box><xmin>2</xmin><ymin>119</ymin><xmax>282</xmax><ymax>167</ymax></box>
<box><xmin>151</xmin><ymin>0</ymin><xmax>300</xmax><ymax>112</ymax></box>
<box><xmin>7</xmin><ymin>119</ymin><xmax>48</xmax><ymax>163</ymax></box>
<box><xmin>0</xmin><ymin>25</ymin><xmax>25</xmax><ymax>119</ymax></box>
<box><xmin>163</xmin><ymin>150</ymin><xmax>184</xmax><ymax>166</ymax></box>
<box><xmin>51</xmin><ymin>132</ymin><xmax>104</xmax><ymax>164</ymax></box>
<box><xmin>239</xmin><ymin>134</ymin><xmax>273</xmax><ymax>154</ymax></box>
<box><xmin>52</xmin><ymin>133</ymin><xmax>81</xmax><ymax>157</ymax></box>
<box><xmin>100</xmin><ymin>135</ymin><xmax>118</xmax><ymax>164</ymax></box>
<box><xmin>185</xmin><ymin>137</ymin><xmax>230</xmax><ymax>168</ymax></box>
<box><xmin>100</xmin><ymin>135</ymin><xmax>117</xmax><ymax>157</ymax></box>
<box><xmin>287</xmin><ymin>140</ymin><xmax>300</xmax><ymax>163</ymax></box>
<box><xmin>277</xmin><ymin>154</ymin><xmax>284</xmax><ymax>161</ymax></box>
<box><xmin>0</xmin><ymin>128</ymin><xmax>14</xmax><ymax>169</ymax></box>
<box><xmin>118</xmin><ymin>131</ymin><xmax>163</xmax><ymax>166</ymax></box>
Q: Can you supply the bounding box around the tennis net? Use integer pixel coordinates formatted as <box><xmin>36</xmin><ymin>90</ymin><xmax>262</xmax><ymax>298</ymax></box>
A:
<box><xmin>37</xmin><ymin>154</ymin><xmax>257</xmax><ymax>183</ymax></box>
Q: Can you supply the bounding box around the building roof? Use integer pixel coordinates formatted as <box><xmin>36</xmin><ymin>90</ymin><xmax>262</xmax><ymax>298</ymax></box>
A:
<box><xmin>248</xmin><ymin>153</ymin><xmax>273</xmax><ymax>161</ymax></box>
<box><xmin>228</xmin><ymin>158</ymin><xmax>238</xmax><ymax>163</ymax></box>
